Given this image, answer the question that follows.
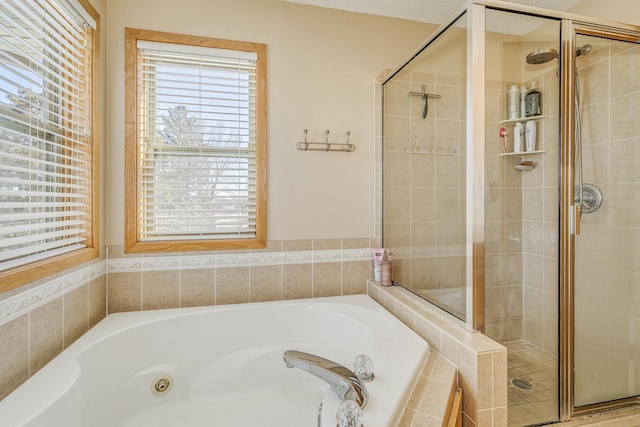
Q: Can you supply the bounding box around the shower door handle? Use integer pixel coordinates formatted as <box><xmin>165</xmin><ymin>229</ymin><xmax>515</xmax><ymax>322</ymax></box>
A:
<box><xmin>571</xmin><ymin>205</ymin><xmax>582</xmax><ymax>235</ymax></box>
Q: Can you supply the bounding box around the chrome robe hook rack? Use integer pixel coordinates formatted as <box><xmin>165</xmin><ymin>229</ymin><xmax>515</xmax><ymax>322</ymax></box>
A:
<box><xmin>296</xmin><ymin>129</ymin><xmax>355</xmax><ymax>152</ymax></box>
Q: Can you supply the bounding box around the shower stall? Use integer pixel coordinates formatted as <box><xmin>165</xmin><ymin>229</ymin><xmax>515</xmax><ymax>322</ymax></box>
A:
<box><xmin>380</xmin><ymin>1</ymin><xmax>640</xmax><ymax>425</ymax></box>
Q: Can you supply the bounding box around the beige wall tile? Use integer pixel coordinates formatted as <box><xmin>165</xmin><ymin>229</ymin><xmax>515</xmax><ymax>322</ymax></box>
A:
<box><xmin>63</xmin><ymin>285</ymin><xmax>88</xmax><ymax>348</ymax></box>
<box><xmin>88</xmin><ymin>276</ymin><xmax>107</xmax><ymax>329</ymax></box>
<box><xmin>384</xmin><ymin>116</ymin><xmax>411</xmax><ymax>153</ymax></box>
<box><xmin>142</xmin><ymin>270</ymin><xmax>179</xmax><ymax>310</ymax></box>
<box><xmin>216</xmin><ymin>267</ymin><xmax>250</xmax><ymax>305</ymax></box>
<box><xmin>0</xmin><ymin>315</ymin><xmax>29</xmax><ymax>400</ymax></box>
<box><xmin>30</xmin><ymin>297</ymin><xmax>63</xmax><ymax>375</ymax></box>
<box><xmin>282</xmin><ymin>263</ymin><xmax>312</xmax><ymax>300</ymax></box>
<box><xmin>312</xmin><ymin>239</ymin><xmax>341</xmax><ymax>251</ymax></box>
<box><xmin>282</xmin><ymin>239</ymin><xmax>312</xmax><ymax>252</ymax></box>
<box><xmin>312</xmin><ymin>262</ymin><xmax>341</xmax><ymax>297</ymax></box>
<box><xmin>250</xmin><ymin>265</ymin><xmax>282</xmax><ymax>302</ymax></box>
<box><xmin>410</xmin><ymin>153</ymin><xmax>436</xmax><ymax>187</ymax></box>
<box><xmin>108</xmin><ymin>272</ymin><xmax>142</xmax><ymax>313</ymax></box>
<box><xmin>179</xmin><ymin>269</ymin><xmax>215</xmax><ymax>307</ymax></box>
<box><xmin>384</xmin><ymin>80</ymin><xmax>411</xmax><ymax>117</ymax></box>
<box><xmin>385</xmin><ymin>187</ymin><xmax>411</xmax><ymax>222</ymax></box>
<box><xmin>342</xmin><ymin>238</ymin><xmax>370</xmax><ymax>249</ymax></box>
<box><xmin>342</xmin><ymin>261</ymin><xmax>369</xmax><ymax>295</ymax></box>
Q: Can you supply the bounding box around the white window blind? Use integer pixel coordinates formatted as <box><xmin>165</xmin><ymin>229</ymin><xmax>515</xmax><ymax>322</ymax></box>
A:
<box><xmin>136</xmin><ymin>40</ymin><xmax>258</xmax><ymax>241</ymax></box>
<box><xmin>0</xmin><ymin>0</ymin><xmax>94</xmax><ymax>271</ymax></box>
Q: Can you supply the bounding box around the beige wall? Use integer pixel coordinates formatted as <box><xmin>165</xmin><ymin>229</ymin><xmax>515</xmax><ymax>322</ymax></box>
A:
<box><xmin>105</xmin><ymin>0</ymin><xmax>434</xmax><ymax>243</ymax></box>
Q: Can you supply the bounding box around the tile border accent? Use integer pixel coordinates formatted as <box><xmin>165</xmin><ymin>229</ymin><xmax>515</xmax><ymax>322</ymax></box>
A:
<box><xmin>107</xmin><ymin>248</ymin><xmax>372</xmax><ymax>273</ymax></box>
<box><xmin>0</xmin><ymin>246</ymin><xmax>373</xmax><ymax>327</ymax></box>
<box><xmin>0</xmin><ymin>261</ymin><xmax>106</xmax><ymax>327</ymax></box>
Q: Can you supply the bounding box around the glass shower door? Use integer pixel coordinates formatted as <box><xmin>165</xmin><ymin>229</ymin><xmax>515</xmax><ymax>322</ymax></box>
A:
<box><xmin>573</xmin><ymin>33</ymin><xmax>640</xmax><ymax>408</ymax></box>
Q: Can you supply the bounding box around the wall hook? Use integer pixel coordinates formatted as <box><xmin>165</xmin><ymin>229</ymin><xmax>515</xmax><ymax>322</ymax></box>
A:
<box><xmin>296</xmin><ymin>129</ymin><xmax>355</xmax><ymax>152</ymax></box>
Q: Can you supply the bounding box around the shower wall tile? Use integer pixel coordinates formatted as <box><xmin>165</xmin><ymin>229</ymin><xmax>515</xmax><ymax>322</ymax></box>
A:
<box><xmin>385</xmin><ymin>187</ymin><xmax>411</xmax><ymax>223</ymax></box>
<box><xmin>384</xmin><ymin>80</ymin><xmax>411</xmax><ymax>116</ymax></box>
<box><xmin>383</xmin><ymin>116</ymin><xmax>411</xmax><ymax>152</ymax></box>
<box><xmin>506</xmin><ymin>254</ymin><xmax>523</xmax><ymax>286</ymax></box>
<box><xmin>411</xmin><ymin>72</ymin><xmax>435</xmax><ymax>84</ymax></box>
<box><xmin>505</xmin><ymin>221</ymin><xmax>523</xmax><ymax>253</ymax></box>
<box><xmin>435</xmin><ymin>85</ymin><xmax>461</xmax><ymax>120</ymax></box>
<box><xmin>384</xmin><ymin>222</ymin><xmax>411</xmax><ymax>248</ymax></box>
<box><xmin>485</xmin><ymin>254</ymin><xmax>506</xmax><ymax>287</ymax></box>
<box><xmin>611</xmin><ymin>137</ymin><xmax>640</xmax><ymax>183</ymax></box>
<box><xmin>522</xmin><ymin>188</ymin><xmax>544</xmax><ymax>221</ymax></box>
<box><xmin>610</xmin><ymin>46</ymin><xmax>640</xmax><ymax>98</ymax></box>
<box><xmin>410</xmin><ymin>188</ymin><xmax>436</xmax><ymax>222</ymax></box>
<box><xmin>523</xmin><ymin>254</ymin><xmax>544</xmax><ymax>289</ymax></box>
<box><xmin>384</xmin><ymin>151</ymin><xmax>411</xmax><ymax>187</ymax></box>
<box><xmin>612</xmin><ymin>93</ymin><xmax>640</xmax><ymax>141</ymax></box>
<box><xmin>581</xmin><ymin>142</ymin><xmax>610</xmax><ymax>185</ymax></box>
<box><xmin>581</xmin><ymin>100</ymin><xmax>610</xmax><ymax>146</ymax></box>
<box><xmin>580</xmin><ymin>59</ymin><xmax>610</xmax><ymax>107</ymax></box>
<box><xmin>523</xmin><ymin>221</ymin><xmax>544</xmax><ymax>255</ymax></box>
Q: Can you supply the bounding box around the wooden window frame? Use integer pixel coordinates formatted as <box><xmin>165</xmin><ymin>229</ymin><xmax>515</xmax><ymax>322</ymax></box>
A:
<box><xmin>0</xmin><ymin>0</ymin><xmax>100</xmax><ymax>293</ymax></box>
<box><xmin>124</xmin><ymin>28</ymin><xmax>267</xmax><ymax>253</ymax></box>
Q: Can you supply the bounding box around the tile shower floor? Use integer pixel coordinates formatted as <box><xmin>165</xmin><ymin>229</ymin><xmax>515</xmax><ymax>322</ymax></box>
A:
<box><xmin>507</xmin><ymin>340</ymin><xmax>558</xmax><ymax>426</ymax></box>
<box><xmin>507</xmin><ymin>341</ymin><xmax>640</xmax><ymax>426</ymax></box>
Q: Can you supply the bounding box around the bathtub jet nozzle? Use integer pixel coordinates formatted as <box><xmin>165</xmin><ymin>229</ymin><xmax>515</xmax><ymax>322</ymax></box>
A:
<box><xmin>283</xmin><ymin>350</ymin><xmax>368</xmax><ymax>408</ymax></box>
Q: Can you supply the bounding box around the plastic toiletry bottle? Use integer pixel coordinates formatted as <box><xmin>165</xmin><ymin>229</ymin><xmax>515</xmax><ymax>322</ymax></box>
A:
<box><xmin>507</xmin><ymin>85</ymin><xmax>519</xmax><ymax>119</ymax></box>
<box><xmin>514</xmin><ymin>122</ymin><xmax>524</xmax><ymax>153</ymax></box>
<box><xmin>519</xmin><ymin>84</ymin><xmax>527</xmax><ymax>118</ymax></box>
<box><xmin>381</xmin><ymin>260</ymin><xmax>393</xmax><ymax>287</ymax></box>
<box><xmin>525</xmin><ymin>120</ymin><xmax>537</xmax><ymax>152</ymax></box>
<box><xmin>525</xmin><ymin>81</ymin><xmax>541</xmax><ymax>117</ymax></box>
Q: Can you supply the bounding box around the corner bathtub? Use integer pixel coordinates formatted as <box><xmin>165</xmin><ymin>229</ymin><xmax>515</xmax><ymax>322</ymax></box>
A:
<box><xmin>0</xmin><ymin>295</ymin><xmax>429</xmax><ymax>427</ymax></box>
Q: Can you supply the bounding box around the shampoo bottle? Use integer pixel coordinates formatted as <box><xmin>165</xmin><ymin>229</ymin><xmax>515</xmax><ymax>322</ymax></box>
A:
<box><xmin>525</xmin><ymin>120</ymin><xmax>537</xmax><ymax>152</ymax></box>
<box><xmin>514</xmin><ymin>122</ymin><xmax>524</xmax><ymax>153</ymax></box>
<box><xmin>525</xmin><ymin>81</ymin><xmax>541</xmax><ymax>117</ymax></box>
<box><xmin>520</xmin><ymin>84</ymin><xmax>527</xmax><ymax>118</ymax></box>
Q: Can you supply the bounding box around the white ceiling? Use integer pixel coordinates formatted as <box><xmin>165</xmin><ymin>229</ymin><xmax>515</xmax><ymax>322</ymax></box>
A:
<box><xmin>280</xmin><ymin>0</ymin><xmax>582</xmax><ymax>27</ymax></box>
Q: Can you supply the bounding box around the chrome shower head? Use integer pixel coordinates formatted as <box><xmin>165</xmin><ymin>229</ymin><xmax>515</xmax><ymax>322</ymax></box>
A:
<box><xmin>526</xmin><ymin>48</ymin><xmax>559</xmax><ymax>64</ymax></box>
<box><xmin>526</xmin><ymin>44</ymin><xmax>593</xmax><ymax>65</ymax></box>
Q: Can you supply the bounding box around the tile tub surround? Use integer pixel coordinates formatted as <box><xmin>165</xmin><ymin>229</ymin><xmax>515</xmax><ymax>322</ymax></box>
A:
<box><xmin>368</xmin><ymin>281</ymin><xmax>508</xmax><ymax>427</ymax></box>
<box><xmin>0</xmin><ymin>259</ymin><xmax>107</xmax><ymax>400</ymax></box>
<box><xmin>106</xmin><ymin>239</ymin><xmax>376</xmax><ymax>313</ymax></box>
<box><xmin>399</xmin><ymin>350</ymin><xmax>459</xmax><ymax>426</ymax></box>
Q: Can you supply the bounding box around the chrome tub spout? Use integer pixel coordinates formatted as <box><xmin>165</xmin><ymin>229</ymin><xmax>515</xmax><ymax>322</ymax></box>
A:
<box><xmin>283</xmin><ymin>350</ymin><xmax>368</xmax><ymax>408</ymax></box>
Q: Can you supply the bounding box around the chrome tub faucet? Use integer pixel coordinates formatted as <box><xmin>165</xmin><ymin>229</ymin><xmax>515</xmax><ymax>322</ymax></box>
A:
<box><xmin>283</xmin><ymin>350</ymin><xmax>368</xmax><ymax>408</ymax></box>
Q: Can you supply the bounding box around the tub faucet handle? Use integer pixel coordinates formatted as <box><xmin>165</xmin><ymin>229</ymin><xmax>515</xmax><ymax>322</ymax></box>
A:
<box><xmin>353</xmin><ymin>354</ymin><xmax>374</xmax><ymax>382</ymax></box>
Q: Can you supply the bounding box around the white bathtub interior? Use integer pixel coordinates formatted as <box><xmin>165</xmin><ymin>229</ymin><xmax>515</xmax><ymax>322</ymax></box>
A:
<box><xmin>0</xmin><ymin>294</ymin><xmax>429</xmax><ymax>427</ymax></box>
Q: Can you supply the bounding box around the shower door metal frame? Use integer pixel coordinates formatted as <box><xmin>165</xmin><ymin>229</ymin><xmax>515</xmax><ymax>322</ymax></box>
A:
<box><xmin>559</xmin><ymin>20</ymin><xmax>640</xmax><ymax>421</ymax></box>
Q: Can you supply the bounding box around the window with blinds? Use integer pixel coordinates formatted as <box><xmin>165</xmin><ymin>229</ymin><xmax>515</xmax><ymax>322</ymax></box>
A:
<box><xmin>0</xmin><ymin>0</ymin><xmax>98</xmax><ymax>284</ymax></box>
<box><xmin>125</xmin><ymin>29</ymin><xmax>267</xmax><ymax>252</ymax></box>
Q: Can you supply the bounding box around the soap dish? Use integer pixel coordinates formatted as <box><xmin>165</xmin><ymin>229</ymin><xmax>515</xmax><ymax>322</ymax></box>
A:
<box><xmin>515</xmin><ymin>161</ymin><xmax>534</xmax><ymax>171</ymax></box>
